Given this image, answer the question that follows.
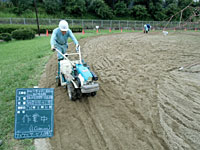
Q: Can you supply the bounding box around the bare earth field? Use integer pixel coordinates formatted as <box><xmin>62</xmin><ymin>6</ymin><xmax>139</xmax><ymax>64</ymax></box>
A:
<box><xmin>39</xmin><ymin>31</ymin><xmax>200</xmax><ymax>150</ymax></box>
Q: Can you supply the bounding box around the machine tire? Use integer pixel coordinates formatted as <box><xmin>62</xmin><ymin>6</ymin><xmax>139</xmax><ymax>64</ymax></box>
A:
<box><xmin>67</xmin><ymin>82</ymin><xmax>77</xmax><ymax>101</ymax></box>
<box><xmin>76</xmin><ymin>89</ymin><xmax>82</xmax><ymax>99</ymax></box>
<box><xmin>56</xmin><ymin>76</ymin><xmax>61</xmax><ymax>86</ymax></box>
<box><xmin>91</xmin><ymin>92</ymin><xmax>96</xmax><ymax>97</ymax></box>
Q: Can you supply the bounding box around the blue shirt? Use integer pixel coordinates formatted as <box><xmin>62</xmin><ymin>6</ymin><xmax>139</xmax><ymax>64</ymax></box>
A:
<box><xmin>50</xmin><ymin>28</ymin><xmax>78</xmax><ymax>47</ymax></box>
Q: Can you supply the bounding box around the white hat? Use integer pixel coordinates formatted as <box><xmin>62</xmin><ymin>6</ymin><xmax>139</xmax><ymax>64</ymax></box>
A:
<box><xmin>59</xmin><ymin>20</ymin><xmax>69</xmax><ymax>31</ymax></box>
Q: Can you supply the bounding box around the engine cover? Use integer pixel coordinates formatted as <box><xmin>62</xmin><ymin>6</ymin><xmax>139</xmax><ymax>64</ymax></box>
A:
<box><xmin>76</xmin><ymin>64</ymin><xmax>93</xmax><ymax>81</ymax></box>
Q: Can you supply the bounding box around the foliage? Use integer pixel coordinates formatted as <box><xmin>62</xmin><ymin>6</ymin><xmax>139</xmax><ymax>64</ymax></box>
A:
<box><xmin>178</xmin><ymin>0</ymin><xmax>193</xmax><ymax>9</ymax></box>
<box><xmin>114</xmin><ymin>1</ymin><xmax>129</xmax><ymax>17</ymax></box>
<box><xmin>0</xmin><ymin>33</ymin><xmax>12</xmax><ymax>42</ymax></box>
<box><xmin>10</xmin><ymin>0</ymin><xmax>33</xmax><ymax>15</ymax></box>
<box><xmin>165</xmin><ymin>3</ymin><xmax>180</xmax><ymax>20</ymax></box>
<box><xmin>131</xmin><ymin>5</ymin><xmax>149</xmax><ymax>20</ymax></box>
<box><xmin>164</xmin><ymin>0</ymin><xmax>178</xmax><ymax>7</ymax></box>
<box><xmin>149</xmin><ymin>1</ymin><xmax>166</xmax><ymax>21</ymax></box>
<box><xmin>11</xmin><ymin>29</ymin><xmax>35</xmax><ymax>40</ymax></box>
<box><xmin>62</xmin><ymin>0</ymin><xmax>87</xmax><ymax>16</ymax></box>
<box><xmin>0</xmin><ymin>0</ymin><xmax>199</xmax><ymax>21</ymax></box>
<box><xmin>0</xmin><ymin>24</ymin><xmax>83</xmax><ymax>34</ymax></box>
<box><xmin>43</xmin><ymin>0</ymin><xmax>60</xmax><ymax>15</ymax></box>
<box><xmin>178</xmin><ymin>0</ymin><xmax>194</xmax><ymax>20</ymax></box>
<box><xmin>88</xmin><ymin>0</ymin><xmax>114</xmax><ymax>19</ymax></box>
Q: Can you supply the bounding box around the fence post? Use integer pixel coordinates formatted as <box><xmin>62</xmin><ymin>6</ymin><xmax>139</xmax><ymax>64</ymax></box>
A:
<box><xmin>119</xmin><ymin>21</ymin><xmax>120</xmax><ymax>29</ymax></box>
<box><xmin>82</xmin><ymin>20</ymin><xmax>83</xmax><ymax>28</ymax></box>
<box><xmin>189</xmin><ymin>22</ymin><xmax>191</xmax><ymax>30</ymax></box>
<box><xmin>10</xmin><ymin>18</ymin><xmax>12</xmax><ymax>24</ymax></box>
<box><xmin>92</xmin><ymin>20</ymin><xmax>93</xmax><ymax>28</ymax></box>
<box><xmin>135</xmin><ymin>21</ymin><xmax>136</xmax><ymax>29</ymax></box>
<box><xmin>110</xmin><ymin>20</ymin><xmax>112</xmax><ymax>29</ymax></box>
<box><xmin>127</xmin><ymin>20</ymin><xmax>128</xmax><ymax>28</ymax></box>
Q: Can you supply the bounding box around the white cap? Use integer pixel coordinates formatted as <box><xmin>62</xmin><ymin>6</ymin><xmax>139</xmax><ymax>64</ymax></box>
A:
<box><xmin>59</xmin><ymin>20</ymin><xmax>69</xmax><ymax>31</ymax></box>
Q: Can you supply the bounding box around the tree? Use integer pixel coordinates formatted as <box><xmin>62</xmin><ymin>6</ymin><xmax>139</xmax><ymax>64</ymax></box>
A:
<box><xmin>133</xmin><ymin>0</ymin><xmax>149</xmax><ymax>8</ymax></box>
<box><xmin>164</xmin><ymin>3</ymin><xmax>180</xmax><ymax>20</ymax></box>
<box><xmin>178</xmin><ymin>0</ymin><xmax>193</xmax><ymax>20</ymax></box>
<box><xmin>178</xmin><ymin>0</ymin><xmax>193</xmax><ymax>9</ymax></box>
<box><xmin>114</xmin><ymin>1</ymin><xmax>129</xmax><ymax>17</ymax></box>
<box><xmin>43</xmin><ymin>0</ymin><xmax>60</xmax><ymax>15</ymax></box>
<box><xmin>61</xmin><ymin>0</ymin><xmax>86</xmax><ymax>16</ymax></box>
<box><xmin>88</xmin><ymin>0</ymin><xmax>114</xmax><ymax>19</ymax></box>
<box><xmin>131</xmin><ymin>5</ymin><xmax>149</xmax><ymax>20</ymax></box>
<box><xmin>132</xmin><ymin>0</ymin><xmax>166</xmax><ymax>20</ymax></box>
<box><xmin>68</xmin><ymin>0</ymin><xmax>86</xmax><ymax>16</ymax></box>
<box><xmin>148</xmin><ymin>0</ymin><xmax>166</xmax><ymax>21</ymax></box>
<box><xmin>10</xmin><ymin>0</ymin><xmax>33</xmax><ymax>15</ymax></box>
<box><xmin>164</xmin><ymin>0</ymin><xmax>180</xmax><ymax>20</ymax></box>
<box><xmin>164</xmin><ymin>0</ymin><xmax>178</xmax><ymax>7</ymax></box>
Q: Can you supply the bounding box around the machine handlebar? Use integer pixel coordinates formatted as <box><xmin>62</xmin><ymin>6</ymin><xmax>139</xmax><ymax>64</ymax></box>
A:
<box><xmin>54</xmin><ymin>47</ymin><xmax>82</xmax><ymax>64</ymax></box>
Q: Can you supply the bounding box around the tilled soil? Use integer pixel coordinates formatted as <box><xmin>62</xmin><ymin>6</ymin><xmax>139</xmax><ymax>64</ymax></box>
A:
<box><xmin>39</xmin><ymin>32</ymin><xmax>200</xmax><ymax>150</ymax></box>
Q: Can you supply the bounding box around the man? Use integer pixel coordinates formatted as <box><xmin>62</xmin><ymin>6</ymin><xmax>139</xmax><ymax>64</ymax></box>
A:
<box><xmin>50</xmin><ymin>20</ymin><xmax>79</xmax><ymax>85</ymax></box>
<box><xmin>50</xmin><ymin>20</ymin><xmax>79</xmax><ymax>60</ymax></box>
<box><xmin>144</xmin><ymin>24</ymin><xmax>148</xmax><ymax>34</ymax></box>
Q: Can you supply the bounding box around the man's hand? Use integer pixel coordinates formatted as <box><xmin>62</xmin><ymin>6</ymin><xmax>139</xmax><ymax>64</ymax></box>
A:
<box><xmin>51</xmin><ymin>45</ymin><xmax>56</xmax><ymax>51</ymax></box>
<box><xmin>76</xmin><ymin>44</ymin><xmax>80</xmax><ymax>52</ymax></box>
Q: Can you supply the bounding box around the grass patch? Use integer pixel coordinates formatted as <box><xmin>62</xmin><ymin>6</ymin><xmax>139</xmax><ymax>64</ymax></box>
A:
<box><xmin>0</xmin><ymin>30</ymin><xmax>136</xmax><ymax>150</ymax></box>
<box><xmin>0</xmin><ymin>36</ymin><xmax>52</xmax><ymax>150</ymax></box>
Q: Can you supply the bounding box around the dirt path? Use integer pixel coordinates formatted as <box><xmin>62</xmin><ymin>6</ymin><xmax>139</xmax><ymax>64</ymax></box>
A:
<box><xmin>39</xmin><ymin>32</ymin><xmax>200</xmax><ymax>150</ymax></box>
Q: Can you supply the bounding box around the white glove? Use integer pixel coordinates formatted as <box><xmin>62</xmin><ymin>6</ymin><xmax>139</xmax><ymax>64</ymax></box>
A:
<box><xmin>51</xmin><ymin>45</ymin><xmax>55</xmax><ymax>51</ymax></box>
<box><xmin>76</xmin><ymin>44</ymin><xmax>80</xmax><ymax>52</ymax></box>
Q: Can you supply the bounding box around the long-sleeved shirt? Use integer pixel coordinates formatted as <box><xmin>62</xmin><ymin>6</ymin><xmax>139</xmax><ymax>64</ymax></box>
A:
<box><xmin>50</xmin><ymin>27</ymin><xmax>78</xmax><ymax>47</ymax></box>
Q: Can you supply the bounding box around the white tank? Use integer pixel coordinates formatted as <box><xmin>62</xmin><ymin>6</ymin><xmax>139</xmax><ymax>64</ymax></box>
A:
<box><xmin>60</xmin><ymin>60</ymin><xmax>72</xmax><ymax>76</ymax></box>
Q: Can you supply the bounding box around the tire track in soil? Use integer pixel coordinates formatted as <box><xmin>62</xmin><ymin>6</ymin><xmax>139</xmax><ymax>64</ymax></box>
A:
<box><xmin>39</xmin><ymin>32</ymin><xmax>200</xmax><ymax>150</ymax></box>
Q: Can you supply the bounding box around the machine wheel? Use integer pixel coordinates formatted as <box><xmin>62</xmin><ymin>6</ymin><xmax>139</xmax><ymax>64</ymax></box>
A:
<box><xmin>91</xmin><ymin>92</ymin><xmax>96</xmax><ymax>97</ymax></box>
<box><xmin>76</xmin><ymin>89</ymin><xmax>82</xmax><ymax>99</ymax></box>
<box><xmin>67</xmin><ymin>82</ymin><xmax>77</xmax><ymax>101</ymax></box>
<box><xmin>56</xmin><ymin>76</ymin><xmax>61</xmax><ymax>86</ymax></box>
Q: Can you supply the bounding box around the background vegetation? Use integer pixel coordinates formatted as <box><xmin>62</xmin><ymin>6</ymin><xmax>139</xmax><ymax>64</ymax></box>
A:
<box><xmin>0</xmin><ymin>24</ymin><xmax>82</xmax><ymax>34</ymax></box>
<box><xmin>0</xmin><ymin>0</ymin><xmax>199</xmax><ymax>21</ymax></box>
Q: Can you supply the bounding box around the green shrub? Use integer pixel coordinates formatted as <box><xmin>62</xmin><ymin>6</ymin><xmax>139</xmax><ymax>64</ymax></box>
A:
<box><xmin>11</xmin><ymin>29</ymin><xmax>35</xmax><ymax>40</ymax></box>
<box><xmin>114</xmin><ymin>1</ymin><xmax>129</xmax><ymax>17</ymax></box>
<box><xmin>0</xmin><ymin>33</ymin><xmax>12</xmax><ymax>42</ymax></box>
<box><xmin>88</xmin><ymin>0</ymin><xmax>114</xmax><ymax>19</ymax></box>
<box><xmin>0</xmin><ymin>24</ymin><xmax>83</xmax><ymax>34</ymax></box>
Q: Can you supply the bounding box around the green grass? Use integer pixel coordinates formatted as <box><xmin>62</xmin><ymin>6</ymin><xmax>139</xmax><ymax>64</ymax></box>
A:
<box><xmin>0</xmin><ymin>36</ymin><xmax>52</xmax><ymax>150</ymax></box>
<box><xmin>0</xmin><ymin>29</ymin><xmax>135</xmax><ymax>150</ymax></box>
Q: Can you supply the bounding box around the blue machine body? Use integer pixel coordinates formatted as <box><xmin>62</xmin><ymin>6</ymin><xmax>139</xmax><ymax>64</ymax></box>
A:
<box><xmin>76</xmin><ymin>64</ymin><xmax>93</xmax><ymax>81</ymax></box>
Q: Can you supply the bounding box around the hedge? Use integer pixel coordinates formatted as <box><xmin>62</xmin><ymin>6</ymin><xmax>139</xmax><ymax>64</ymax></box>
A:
<box><xmin>12</xmin><ymin>29</ymin><xmax>35</xmax><ymax>40</ymax></box>
<box><xmin>0</xmin><ymin>24</ymin><xmax>82</xmax><ymax>34</ymax></box>
<box><xmin>0</xmin><ymin>33</ymin><xmax>12</xmax><ymax>42</ymax></box>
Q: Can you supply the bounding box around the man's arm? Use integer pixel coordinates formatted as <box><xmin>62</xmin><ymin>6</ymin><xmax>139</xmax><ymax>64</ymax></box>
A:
<box><xmin>68</xmin><ymin>29</ymin><xmax>78</xmax><ymax>45</ymax></box>
<box><xmin>50</xmin><ymin>29</ymin><xmax>57</xmax><ymax>48</ymax></box>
